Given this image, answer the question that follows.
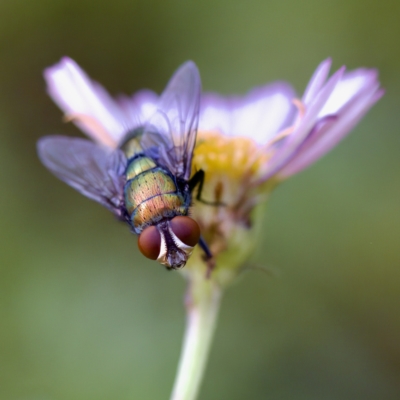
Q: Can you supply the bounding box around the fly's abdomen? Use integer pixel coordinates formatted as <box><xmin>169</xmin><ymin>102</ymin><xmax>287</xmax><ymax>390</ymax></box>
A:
<box><xmin>124</xmin><ymin>155</ymin><xmax>187</xmax><ymax>233</ymax></box>
<box><xmin>131</xmin><ymin>194</ymin><xmax>186</xmax><ymax>231</ymax></box>
<box><xmin>125</xmin><ymin>168</ymin><xmax>177</xmax><ymax>213</ymax></box>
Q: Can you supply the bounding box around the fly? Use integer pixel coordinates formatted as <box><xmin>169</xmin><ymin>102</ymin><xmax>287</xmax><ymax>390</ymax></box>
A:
<box><xmin>37</xmin><ymin>62</ymin><xmax>212</xmax><ymax>270</ymax></box>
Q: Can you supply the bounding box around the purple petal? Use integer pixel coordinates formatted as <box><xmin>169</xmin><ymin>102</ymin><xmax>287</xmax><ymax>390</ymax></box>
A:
<box><xmin>200</xmin><ymin>82</ymin><xmax>297</xmax><ymax>144</ymax></box>
<box><xmin>260</xmin><ymin>66</ymin><xmax>346</xmax><ymax>181</ymax></box>
<box><xmin>302</xmin><ymin>58</ymin><xmax>332</xmax><ymax>105</ymax></box>
<box><xmin>278</xmin><ymin>85</ymin><xmax>383</xmax><ymax>177</ymax></box>
<box><xmin>318</xmin><ymin>69</ymin><xmax>379</xmax><ymax>117</ymax></box>
<box><xmin>44</xmin><ymin>57</ymin><xmax>128</xmax><ymax>145</ymax></box>
<box><xmin>199</xmin><ymin>93</ymin><xmax>232</xmax><ymax>136</ymax></box>
<box><xmin>117</xmin><ymin>89</ymin><xmax>159</xmax><ymax>131</ymax></box>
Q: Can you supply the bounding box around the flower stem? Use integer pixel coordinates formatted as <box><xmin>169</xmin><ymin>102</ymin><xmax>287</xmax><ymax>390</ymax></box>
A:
<box><xmin>170</xmin><ymin>277</ymin><xmax>222</xmax><ymax>400</ymax></box>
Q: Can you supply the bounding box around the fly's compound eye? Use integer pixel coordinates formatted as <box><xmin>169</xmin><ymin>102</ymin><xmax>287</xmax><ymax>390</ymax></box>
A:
<box><xmin>138</xmin><ymin>225</ymin><xmax>161</xmax><ymax>260</ymax></box>
<box><xmin>170</xmin><ymin>216</ymin><xmax>200</xmax><ymax>247</ymax></box>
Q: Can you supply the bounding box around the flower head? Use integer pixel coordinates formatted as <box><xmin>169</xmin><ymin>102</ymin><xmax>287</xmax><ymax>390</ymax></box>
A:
<box><xmin>39</xmin><ymin>57</ymin><xmax>384</xmax><ymax>400</ymax></box>
<box><xmin>42</xmin><ymin>57</ymin><xmax>383</xmax><ymax>285</ymax></box>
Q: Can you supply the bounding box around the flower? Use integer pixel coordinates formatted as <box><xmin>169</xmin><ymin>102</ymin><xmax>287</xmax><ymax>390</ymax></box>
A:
<box><xmin>43</xmin><ymin>57</ymin><xmax>383</xmax><ymax>285</ymax></box>
<box><xmin>42</xmin><ymin>57</ymin><xmax>383</xmax><ymax>400</ymax></box>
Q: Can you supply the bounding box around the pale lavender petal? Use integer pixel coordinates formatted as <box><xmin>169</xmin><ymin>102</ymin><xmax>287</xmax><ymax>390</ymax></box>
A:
<box><xmin>44</xmin><ymin>57</ymin><xmax>128</xmax><ymax>145</ymax></box>
<box><xmin>302</xmin><ymin>58</ymin><xmax>332</xmax><ymax>105</ymax></box>
<box><xmin>200</xmin><ymin>83</ymin><xmax>296</xmax><ymax>144</ymax></box>
<box><xmin>260</xmin><ymin>66</ymin><xmax>346</xmax><ymax>181</ymax></box>
<box><xmin>278</xmin><ymin>86</ymin><xmax>383</xmax><ymax>177</ymax></box>
<box><xmin>230</xmin><ymin>83</ymin><xmax>296</xmax><ymax>144</ymax></box>
<box><xmin>117</xmin><ymin>89</ymin><xmax>159</xmax><ymax>132</ymax></box>
<box><xmin>199</xmin><ymin>93</ymin><xmax>232</xmax><ymax>135</ymax></box>
<box><xmin>318</xmin><ymin>69</ymin><xmax>379</xmax><ymax>116</ymax></box>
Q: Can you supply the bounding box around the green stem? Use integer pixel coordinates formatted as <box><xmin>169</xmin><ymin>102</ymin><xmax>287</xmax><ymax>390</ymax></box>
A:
<box><xmin>170</xmin><ymin>277</ymin><xmax>222</xmax><ymax>400</ymax></box>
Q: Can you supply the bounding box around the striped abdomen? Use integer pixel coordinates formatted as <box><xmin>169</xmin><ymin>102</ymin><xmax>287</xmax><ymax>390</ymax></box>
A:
<box><xmin>124</xmin><ymin>155</ymin><xmax>187</xmax><ymax>234</ymax></box>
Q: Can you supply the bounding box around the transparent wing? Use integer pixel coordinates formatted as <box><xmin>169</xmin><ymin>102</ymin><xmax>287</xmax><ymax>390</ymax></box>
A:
<box><xmin>140</xmin><ymin>61</ymin><xmax>201</xmax><ymax>181</ymax></box>
<box><xmin>37</xmin><ymin>135</ymin><xmax>126</xmax><ymax>217</ymax></box>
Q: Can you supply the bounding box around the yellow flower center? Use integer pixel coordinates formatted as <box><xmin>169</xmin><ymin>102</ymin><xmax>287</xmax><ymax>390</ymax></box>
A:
<box><xmin>193</xmin><ymin>131</ymin><xmax>268</xmax><ymax>185</ymax></box>
<box><xmin>188</xmin><ymin>132</ymin><xmax>270</xmax><ymax>280</ymax></box>
<box><xmin>191</xmin><ymin>131</ymin><xmax>271</xmax><ymax>234</ymax></box>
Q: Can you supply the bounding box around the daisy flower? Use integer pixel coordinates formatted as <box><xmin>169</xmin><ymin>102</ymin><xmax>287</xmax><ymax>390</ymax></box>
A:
<box><xmin>40</xmin><ymin>57</ymin><xmax>382</xmax><ymax>400</ymax></box>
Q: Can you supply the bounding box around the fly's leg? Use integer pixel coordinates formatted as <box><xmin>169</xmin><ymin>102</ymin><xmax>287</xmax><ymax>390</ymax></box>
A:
<box><xmin>199</xmin><ymin>236</ymin><xmax>215</xmax><ymax>278</ymax></box>
<box><xmin>190</xmin><ymin>170</ymin><xmax>222</xmax><ymax>277</ymax></box>
<box><xmin>199</xmin><ymin>235</ymin><xmax>212</xmax><ymax>259</ymax></box>
<box><xmin>189</xmin><ymin>169</ymin><xmax>225</xmax><ymax>206</ymax></box>
<box><xmin>188</xmin><ymin>169</ymin><xmax>205</xmax><ymax>200</ymax></box>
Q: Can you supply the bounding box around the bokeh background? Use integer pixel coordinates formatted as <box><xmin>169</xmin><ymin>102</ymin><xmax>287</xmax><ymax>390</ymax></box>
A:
<box><xmin>1</xmin><ymin>1</ymin><xmax>399</xmax><ymax>399</ymax></box>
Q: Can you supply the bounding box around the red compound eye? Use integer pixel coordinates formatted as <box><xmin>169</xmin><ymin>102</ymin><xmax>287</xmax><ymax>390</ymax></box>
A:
<box><xmin>138</xmin><ymin>225</ymin><xmax>161</xmax><ymax>260</ymax></box>
<box><xmin>170</xmin><ymin>216</ymin><xmax>200</xmax><ymax>247</ymax></box>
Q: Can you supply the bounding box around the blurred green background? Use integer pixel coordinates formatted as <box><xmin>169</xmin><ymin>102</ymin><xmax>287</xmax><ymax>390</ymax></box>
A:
<box><xmin>1</xmin><ymin>1</ymin><xmax>399</xmax><ymax>399</ymax></box>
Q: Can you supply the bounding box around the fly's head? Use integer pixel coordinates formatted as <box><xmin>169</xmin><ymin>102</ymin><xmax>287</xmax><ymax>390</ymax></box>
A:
<box><xmin>138</xmin><ymin>217</ymin><xmax>200</xmax><ymax>270</ymax></box>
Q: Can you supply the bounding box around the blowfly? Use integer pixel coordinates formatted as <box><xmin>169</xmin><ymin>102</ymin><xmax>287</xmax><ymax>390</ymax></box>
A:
<box><xmin>38</xmin><ymin>61</ymin><xmax>212</xmax><ymax>269</ymax></box>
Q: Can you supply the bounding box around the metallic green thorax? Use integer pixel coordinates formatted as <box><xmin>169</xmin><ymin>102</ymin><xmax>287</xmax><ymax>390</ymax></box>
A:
<box><xmin>121</xmin><ymin>132</ymin><xmax>190</xmax><ymax>234</ymax></box>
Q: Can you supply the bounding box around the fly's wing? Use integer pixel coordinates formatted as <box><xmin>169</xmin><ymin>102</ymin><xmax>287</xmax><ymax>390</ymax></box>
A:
<box><xmin>140</xmin><ymin>61</ymin><xmax>201</xmax><ymax>181</ymax></box>
<box><xmin>37</xmin><ymin>135</ymin><xmax>126</xmax><ymax>218</ymax></box>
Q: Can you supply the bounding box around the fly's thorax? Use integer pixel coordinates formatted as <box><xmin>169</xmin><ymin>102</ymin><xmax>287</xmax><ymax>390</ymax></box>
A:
<box><xmin>120</xmin><ymin>129</ymin><xmax>145</xmax><ymax>159</ymax></box>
